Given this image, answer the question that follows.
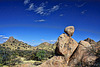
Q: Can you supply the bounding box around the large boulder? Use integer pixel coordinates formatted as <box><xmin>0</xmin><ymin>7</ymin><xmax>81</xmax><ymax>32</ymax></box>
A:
<box><xmin>64</xmin><ymin>26</ymin><xmax>75</xmax><ymax>37</ymax></box>
<box><xmin>79</xmin><ymin>40</ymin><xmax>91</xmax><ymax>47</ymax></box>
<box><xmin>68</xmin><ymin>41</ymin><xmax>97</xmax><ymax>67</ymax></box>
<box><xmin>55</xmin><ymin>33</ymin><xmax>78</xmax><ymax>63</ymax></box>
<box><xmin>37</xmin><ymin>56</ymin><xmax>67</xmax><ymax>67</ymax></box>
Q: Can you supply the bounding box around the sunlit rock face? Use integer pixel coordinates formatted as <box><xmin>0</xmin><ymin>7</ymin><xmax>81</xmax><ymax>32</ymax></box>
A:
<box><xmin>55</xmin><ymin>33</ymin><xmax>78</xmax><ymax>63</ymax></box>
<box><xmin>38</xmin><ymin>56</ymin><xmax>67</xmax><ymax>67</ymax></box>
<box><xmin>68</xmin><ymin>41</ymin><xmax>96</xmax><ymax>67</ymax></box>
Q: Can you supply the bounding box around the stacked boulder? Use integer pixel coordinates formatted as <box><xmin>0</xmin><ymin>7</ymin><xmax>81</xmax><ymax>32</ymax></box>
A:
<box><xmin>55</xmin><ymin>26</ymin><xmax>78</xmax><ymax>64</ymax></box>
<box><xmin>37</xmin><ymin>26</ymin><xmax>97</xmax><ymax>67</ymax></box>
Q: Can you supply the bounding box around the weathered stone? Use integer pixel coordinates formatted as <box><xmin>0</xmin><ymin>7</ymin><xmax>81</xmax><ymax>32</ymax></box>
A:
<box><xmin>97</xmin><ymin>41</ymin><xmax>100</xmax><ymax>45</ymax></box>
<box><xmin>84</xmin><ymin>38</ymin><xmax>97</xmax><ymax>44</ymax></box>
<box><xmin>79</xmin><ymin>40</ymin><xmax>91</xmax><ymax>48</ymax></box>
<box><xmin>55</xmin><ymin>33</ymin><xmax>78</xmax><ymax>63</ymax></box>
<box><xmin>7</xmin><ymin>36</ymin><xmax>15</xmax><ymax>42</ymax></box>
<box><xmin>37</xmin><ymin>56</ymin><xmax>67</xmax><ymax>67</ymax></box>
<box><xmin>64</xmin><ymin>26</ymin><xmax>75</xmax><ymax>37</ymax></box>
<box><xmin>68</xmin><ymin>41</ymin><xmax>97</xmax><ymax>67</ymax></box>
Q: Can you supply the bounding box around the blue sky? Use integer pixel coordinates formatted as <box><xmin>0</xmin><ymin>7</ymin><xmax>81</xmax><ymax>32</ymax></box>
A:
<box><xmin>0</xmin><ymin>0</ymin><xmax>100</xmax><ymax>46</ymax></box>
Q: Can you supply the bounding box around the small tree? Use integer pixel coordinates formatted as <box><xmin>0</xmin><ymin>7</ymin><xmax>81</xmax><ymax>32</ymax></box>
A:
<box><xmin>36</xmin><ymin>50</ymin><xmax>46</xmax><ymax>61</ymax></box>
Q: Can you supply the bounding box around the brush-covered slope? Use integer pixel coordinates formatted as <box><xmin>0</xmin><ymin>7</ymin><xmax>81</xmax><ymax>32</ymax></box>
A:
<box><xmin>0</xmin><ymin>36</ymin><xmax>34</xmax><ymax>50</ymax></box>
<box><xmin>35</xmin><ymin>42</ymin><xmax>56</xmax><ymax>51</ymax></box>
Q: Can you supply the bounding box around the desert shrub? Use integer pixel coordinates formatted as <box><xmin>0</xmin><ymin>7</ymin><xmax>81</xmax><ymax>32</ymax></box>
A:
<box><xmin>17</xmin><ymin>47</ymin><xmax>20</xmax><ymax>50</ymax></box>
<box><xmin>0</xmin><ymin>46</ymin><xmax>18</xmax><ymax>66</ymax></box>
<box><xmin>3</xmin><ymin>44</ymin><xmax>5</xmax><ymax>46</ymax></box>
<box><xmin>36</xmin><ymin>50</ymin><xmax>46</xmax><ymax>61</ymax></box>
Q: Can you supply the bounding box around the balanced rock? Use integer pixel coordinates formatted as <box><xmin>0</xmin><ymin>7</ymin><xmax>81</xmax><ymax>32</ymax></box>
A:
<box><xmin>37</xmin><ymin>33</ymin><xmax>78</xmax><ymax>67</ymax></box>
<box><xmin>64</xmin><ymin>26</ymin><xmax>75</xmax><ymax>37</ymax></box>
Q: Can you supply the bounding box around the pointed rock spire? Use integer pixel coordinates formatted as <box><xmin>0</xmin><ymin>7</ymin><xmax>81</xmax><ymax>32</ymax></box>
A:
<box><xmin>7</xmin><ymin>36</ymin><xmax>15</xmax><ymax>42</ymax></box>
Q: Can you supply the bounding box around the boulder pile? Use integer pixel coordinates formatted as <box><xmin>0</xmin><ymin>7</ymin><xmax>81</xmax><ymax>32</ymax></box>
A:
<box><xmin>37</xmin><ymin>26</ymin><xmax>97</xmax><ymax>67</ymax></box>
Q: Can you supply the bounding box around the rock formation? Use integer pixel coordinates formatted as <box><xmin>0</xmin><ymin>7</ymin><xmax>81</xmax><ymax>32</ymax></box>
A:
<box><xmin>37</xmin><ymin>26</ymin><xmax>98</xmax><ymax>67</ymax></box>
<box><xmin>55</xmin><ymin>33</ymin><xmax>78</xmax><ymax>63</ymax></box>
<box><xmin>7</xmin><ymin>36</ymin><xmax>15</xmax><ymax>42</ymax></box>
<box><xmin>84</xmin><ymin>38</ymin><xmax>97</xmax><ymax>45</ymax></box>
<box><xmin>68</xmin><ymin>41</ymin><xmax>96</xmax><ymax>67</ymax></box>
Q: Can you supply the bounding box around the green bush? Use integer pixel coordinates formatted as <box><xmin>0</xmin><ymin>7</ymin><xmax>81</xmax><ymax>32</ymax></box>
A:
<box><xmin>36</xmin><ymin>50</ymin><xmax>46</xmax><ymax>61</ymax></box>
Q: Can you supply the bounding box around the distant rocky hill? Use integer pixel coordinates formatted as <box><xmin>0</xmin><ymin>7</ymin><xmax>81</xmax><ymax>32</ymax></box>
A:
<box><xmin>0</xmin><ymin>36</ymin><xmax>34</xmax><ymax>50</ymax></box>
<box><xmin>0</xmin><ymin>36</ymin><xmax>56</xmax><ymax>51</ymax></box>
<box><xmin>35</xmin><ymin>42</ymin><xmax>56</xmax><ymax>51</ymax></box>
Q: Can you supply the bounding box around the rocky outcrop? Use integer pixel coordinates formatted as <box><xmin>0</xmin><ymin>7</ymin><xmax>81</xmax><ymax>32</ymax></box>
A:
<box><xmin>84</xmin><ymin>38</ymin><xmax>97</xmax><ymax>45</ymax></box>
<box><xmin>37</xmin><ymin>26</ymin><xmax>98</xmax><ymax>67</ymax></box>
<box><xmin>68</xmin><ymin>41</ymin><xmax>97</xmax><ymax>67</ymax></box>
<box><xmin>37</xmin><ymin>26</ymin><xmax>78</xmax><ymax>67</ymax></box>
<box><xmin>38</xmin><ymin>56</ymin><xmax>67</xmax><ymax>67</ymax></box>
<box><xmin>97</xmin><ymin>41</ymin><xmax>100</xmax><ymax>45</ymax></box>
<box><xmin>40</xmin><ymin>42</ymin><xmax>51</xmax><ymax>46</ymax></box>
<box><xmin>7</xmin><ymin>36</ymin><xmax>15</xmax><ymax>42</ymax></box>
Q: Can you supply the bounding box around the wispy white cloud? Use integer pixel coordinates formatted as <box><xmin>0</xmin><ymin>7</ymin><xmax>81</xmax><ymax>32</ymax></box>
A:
<box><xmin>27</xmin><ymin>3</ymin><xmax>34</xmax><ymax>10</ymax></box>
<box><xmin>2</xmin><ymin>37</ymin><xmax>9</xmax><ymax>39</ymax></box>
<box><xmin>0</xmin><ymin>35</ymin><xmax>9</xmax><ymax>39</ymax></box>
<box><xmin>49</xmin><ymin>5</ymin><xmax>59</xmax><ymax>12</ymax></box>
<box><xmin>35</xmin><ymin>6</ymin><xmax>44</xmax><ymax>14</ymax></box>
<box><xmin>59</xmin><ymin>14</ymin><xmax>64</xmax><ymax>16</ymax></box>
<box><xmin>0</xmin><ymin>35</ymin><xmax>9</xmax><ymax>43</ymax></box>
<box><xmin>24</xmin><ymin>0</ymin><xmax>30</xmax><ymax>5</ymax></box>
<box><xmin>81</xmin><ymin>10</ymin><xmax>87</xmax><ymax>14</ymax></box>
<box><xmin>32</xmin><ymin>40</ymin><xmax>35</xmax><ymax>41</ymax></box>
<box><xmin>0</xmin><ymin>35</ymin><xmax>4</xmax><ymax>37</ymax></box>
<box><xmin>26</xmin><ymin>1</ymin><xmax>60</xmax><ymax>16</ymax></box>
<box><xmin>75</xmin><ymin>2</ymin><xmax>87</xmax><ymax>8</ymax></box>
<box><xmin>41</xmin><ymin>39</ymin><xmax>56</xmax><ymax>44</ymax></box>
<box><xmin>35</xmin><ymin>19</ymin><xmax>46</xmax><ymax>22</ymax></box>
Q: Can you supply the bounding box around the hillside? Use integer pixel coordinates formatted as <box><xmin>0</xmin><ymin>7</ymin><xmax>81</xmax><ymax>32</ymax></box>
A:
<box><xmin>35</xmin><ymin>42</ymin><xmax>56</xmax><ymax>52</ymax></box>
<box><xmin>0</xmin><ymin>36</ymin><xmax>34</xmax><ymax>50</ymax></box>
